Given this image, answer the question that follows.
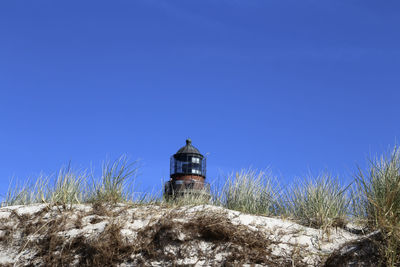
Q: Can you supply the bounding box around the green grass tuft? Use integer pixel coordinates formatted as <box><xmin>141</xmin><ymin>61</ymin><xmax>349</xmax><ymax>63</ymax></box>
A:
<box><xmin>89</xmin><ymin>155</ymin><xmax>139</xmax><ymax>204</ymax></box>
<box><xmin>3</xmin><ymin>174</ymin><xmax>49</xmax><ymax>207</ymax></box>
<box><xmin>49</xmin><ymin>165</ymin><xmax>86</xmax><ymax>207</ymax></box>
<box><xmin>284</xmin><ymin>172</ymin><xmax>350</xmax><ymax>229</ymax></box>
<box><xmin>2</xmin><ymin>155</ymin><xmax>139</xmax><ymax>207</ymax></box>
<box><xmin>218</xmin><ymin>169</ymin><xmax>281</xmax><ymax>216</ymax></box>
<box><xmin>355</xmin><ymin>146</ymin><xmax>400</xmax><ymax>266</ymax></box>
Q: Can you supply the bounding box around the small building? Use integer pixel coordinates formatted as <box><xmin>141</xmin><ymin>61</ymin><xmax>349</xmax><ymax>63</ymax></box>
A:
<box><xmin>164</xmin><ymin>139</ymin><xmax>210</xmax><ymax>197</ymax></box>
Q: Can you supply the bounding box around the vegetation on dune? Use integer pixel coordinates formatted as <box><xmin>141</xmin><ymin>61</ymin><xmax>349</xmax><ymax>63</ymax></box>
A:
<box><xmin>284</xmin><ymin>172</ymin><xmax>350</xmax><ymax>229</ymax></box>
<box><xmin>2</xmin><ymin>155</ymin><xmax>140</xmax><ymax>207</ymax></box>
<box><xmin>354</xmin><ymin>146</ymin><xmax>400</xmax><ymax>266</ymax></box>
<box><xmin>218</xmin><ymin>169</ymin><xmax>281</xmax><ymax>216</ymax></box>
<box><xmin>2</xmin><ymin>146</ymin><xmax>400</xmax><ymax>265</ymax></box>
<box><xmin>89</xmin><ymin>156</ymin><xmax>139</xmax><ymax>204</ymax></box>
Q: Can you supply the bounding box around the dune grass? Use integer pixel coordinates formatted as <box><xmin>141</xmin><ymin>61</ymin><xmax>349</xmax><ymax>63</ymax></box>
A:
<box><xmin>217</xmin><ymin>169</ymin><xmax>281</xmax><ymax>216</ymax></box>
<box><xmin>3</xmin><ymin>146</ymin><xmax>400</xmax><ymax>265</ymax></box>
<box><xmin>2</xmin><ymin>167</ymin><xmax>90</xmax><ymax>208</ymax></box>
<box><xmin>284</xmin><ymin>172</ymin><xmax>351</xmax><ymax>229</ymax></box>
<box><xmin>50</xmin><ymin>165</ymin><xmax>86</xmax><ymax>207</ymax></box>
<box><xmin>2</xmin><ymin>146</ymin><xmax>400</xmax><ymax>265</ymax></box>
<box><xmin>1</xmin><ymin>155</ymin><xmax>140</xmax><ymax>207</ymax></box>
<box><xmin>89</xmin><ymin>156</ymin><xmax>139</xmax><ymax>204</ymax></box>
<box><xmin>0</xmin><ymin>163</ymin><xmax>353</xmax><ymax>228</ymax></box>
<box><xmin>3</xmin><ymin>174</ymin><xmax>49</xmax><ymax>206</ymax></box>
<box><xmin>354</xmin><ymin>146</ymin><xmax>400</xmax><ymax>266</ymax></box>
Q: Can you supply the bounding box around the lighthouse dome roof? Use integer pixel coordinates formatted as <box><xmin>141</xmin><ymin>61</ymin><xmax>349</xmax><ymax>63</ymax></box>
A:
<box><xmin>175</xmin><ymin>139</ymin><xmax>203</xmax><ymax>157</ymax></box>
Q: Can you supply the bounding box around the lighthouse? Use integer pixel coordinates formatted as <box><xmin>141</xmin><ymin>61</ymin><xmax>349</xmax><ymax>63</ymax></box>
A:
<box><xmin>164</xmin><ymin>139</ymin><xmax>209</xmax><ymax>197</ymax></box>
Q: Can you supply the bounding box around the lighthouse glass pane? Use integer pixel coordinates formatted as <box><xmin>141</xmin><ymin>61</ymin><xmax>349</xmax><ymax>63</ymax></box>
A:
<box><xmin>171</xmin><ymin>155</ymin><xmax>206</xmax><ymax>176</ymax></box>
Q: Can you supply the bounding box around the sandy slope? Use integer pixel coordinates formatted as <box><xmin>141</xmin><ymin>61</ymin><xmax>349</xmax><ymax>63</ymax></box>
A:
<box><xmin>0</xmin><ymin>203</ymin><xmax>373</xmax><ymax>266</ymax></box>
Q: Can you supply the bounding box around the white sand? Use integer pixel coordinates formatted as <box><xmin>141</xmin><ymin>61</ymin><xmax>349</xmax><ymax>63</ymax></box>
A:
<box><xmin>0</xmin><ymin>203</ymin><xmax>364</xmax><ymax>266</ymax></box>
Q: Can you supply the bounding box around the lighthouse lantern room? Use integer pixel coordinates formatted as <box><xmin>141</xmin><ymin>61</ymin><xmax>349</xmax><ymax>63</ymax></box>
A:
<box><xmin>164</xmin><ymin>139</ymin><xmax>209</xmax><ymax>197</ymax></box>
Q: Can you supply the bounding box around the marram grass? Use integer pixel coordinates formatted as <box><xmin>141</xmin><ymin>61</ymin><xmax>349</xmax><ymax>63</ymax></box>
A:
<box><xmin>218</xmin><ymin>169</ymin><xmax>282</xmax><ymax>216</ymax></box>
<box><xmin>284</xmin><ymin>172</ymin><xmax>351</xmax><ymax>229</ymax></box>
<box><xmin>2</xmin><ymin>146</ymin><xmax>400</xmax><ymax>265</ymax></box>
<box><xmin>355</xmin><ymin>146</ymin><xmax>400</xmax><ymax>266</ymax></box>
<box><xmin>1</xmin><ymin>155</ymin><xmax>140</xmax><ymax>207</ymax></box>
<box><xmin>89</xmin><ymin>155</ymin><xmax>139</xmax><ymax>204</ymax></box>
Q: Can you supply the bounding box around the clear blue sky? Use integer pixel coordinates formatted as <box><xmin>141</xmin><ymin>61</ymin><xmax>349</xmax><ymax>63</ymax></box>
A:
<box><xmin>1</xmin><ymin>1</ymin><xmax>399</xmax><ymax>197</ymax></box>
